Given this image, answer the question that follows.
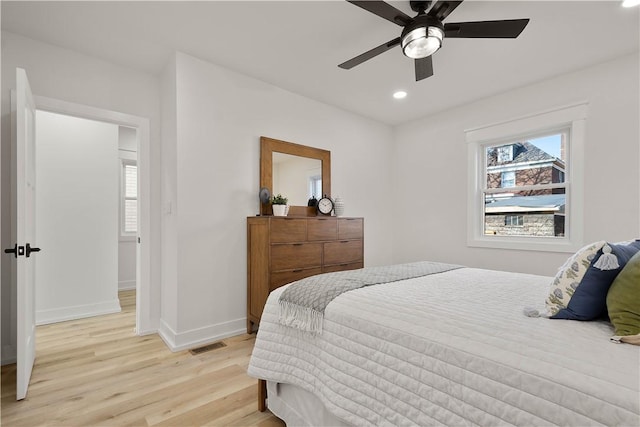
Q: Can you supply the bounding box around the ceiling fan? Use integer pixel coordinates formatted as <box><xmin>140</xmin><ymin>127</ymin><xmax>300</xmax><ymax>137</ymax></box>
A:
<box><xmin>339</xmin><ymin>0</ymin><xmax>530</xmax><ymax>81</ymax></box>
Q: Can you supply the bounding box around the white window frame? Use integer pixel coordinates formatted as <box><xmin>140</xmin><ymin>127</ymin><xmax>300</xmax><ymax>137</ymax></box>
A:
<box><xmin>120</xmin><ymin>157</ymin><xmax>137</xmax><ymax>240</ymax></box>
<box><xmin>466</xmin><ymin>102</ymin><xmax>587</xmax><ymax>253</ymax></box>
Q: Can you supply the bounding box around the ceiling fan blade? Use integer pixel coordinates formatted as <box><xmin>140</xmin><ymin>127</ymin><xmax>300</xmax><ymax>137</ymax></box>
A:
<box><xmin>415</xmin><ymin>56</ymin><xmax>434</xmax><ymax>81</ymax></box>
<box><xmin>444</xmin><ymin>19</ymin><xmax>530</xmax><ymax>38</ymax></box>
<box><xmin>338</xmin><ymin>37</ymin><xmax>402</xmax><ymax>69</ymax></box>
<box><xmin>427</xmin><ymin>1</ymin><xmax>463</xmax><ymax>21</ymax></box>
<box><xmin>347</xmin><ymin>1</ymin><xmax>412</xmax><ymax>26</ymax></box>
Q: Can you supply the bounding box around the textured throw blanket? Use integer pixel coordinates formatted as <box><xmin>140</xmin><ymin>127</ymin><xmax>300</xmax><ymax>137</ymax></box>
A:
<box><xmin>278</xmin><ymin>261</ymin><xmax>462</xmax><ymax>333</ymax></box>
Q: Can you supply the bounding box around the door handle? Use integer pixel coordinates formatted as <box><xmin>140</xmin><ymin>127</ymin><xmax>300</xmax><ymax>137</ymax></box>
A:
<box><xmin>4</xmin><ymin>244</ymin><xmax>25</xmax><ymax>257</ymax></box>
<box><xmin>4</xmin><ymin>244</ymin><xmax>18</xmax><ymax>258</ymax></box>
<box><xmin>25</xmin><ymin>243</ymin><xmax>41</xmax><ymax>258</ymax></box>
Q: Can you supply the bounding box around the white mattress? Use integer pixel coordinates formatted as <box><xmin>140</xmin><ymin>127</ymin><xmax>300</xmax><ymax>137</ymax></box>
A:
<box><xmin>248</xmin><ymin>267</ymin><xmax>640</xmax><ymax>426</ymax></box>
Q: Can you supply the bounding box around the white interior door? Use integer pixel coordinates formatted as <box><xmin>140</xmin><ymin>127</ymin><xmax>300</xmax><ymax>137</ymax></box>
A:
<box><xmin>15</xmin><ymin>68</ymin><xmax>38</xmax><ymax>400</ymax></box>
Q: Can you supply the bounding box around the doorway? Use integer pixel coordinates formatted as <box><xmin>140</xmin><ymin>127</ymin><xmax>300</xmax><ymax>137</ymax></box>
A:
<box><xmin>35</xmin><ymin>111</ymin><xmax>122</xmax><ymax>323</ymax></box>
<box><xmin>33</xmin><ymin>95</ymin><xmax>151</xmax><ymax>336</ymax></box>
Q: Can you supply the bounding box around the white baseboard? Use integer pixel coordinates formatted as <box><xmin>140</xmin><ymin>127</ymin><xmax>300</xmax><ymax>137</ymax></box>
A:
<box><xmin>1</xmin><ymin>345</ymin><xmax>16</xmax><ymax>366</ymax></box>
<box><xmin>158</xmin><ymin>317</ymin><xmax>246</xmax><ymax>352</ymax></box>
<box><xmin>118</xmin><ymin>280</ymin><xmax>136</xmax><ymax>291</ymax></box>
<box><xmin>136</xmin><ymin>327</ymin><xmax>157</xmax><ymax>336</ymax></box>
<box><xmin>36</xmin><ymin>299</ymin><xmax>122</xmax><ymax>325</ymax></box>
<box><xmin>158</xmin><ymin>319</ymin><xmax>178</xmax><ymax>350</ymax></box>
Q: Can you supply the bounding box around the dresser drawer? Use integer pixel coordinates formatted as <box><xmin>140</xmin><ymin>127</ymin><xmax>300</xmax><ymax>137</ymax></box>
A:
<box><xmin>338</xmin><ymin>218</ymin><xmax>363</xmax><ymax>240</ymax></box>
<box><xmin>271</xmin><ymin>243</ymin><xmax>322</xmax><ymax>271</ymax></box>
<box><xmin>323</xmin><ymin>240</ymin><xmax>363</xmax><ymax>265</ymax></box>
<box><xmin>307</xmin><ymin>218</ymin><xmax>337</xmax><ymax>241</ymax></box>
<box><xmin>270</xmin><ymin>267</ymin><xmax>322</xmax><ymax>291</ymax></box>
<box><xmin>247</xmin><ymin>216</ymin><xmax>364</xmax><ymax>334</ymax></box>
<box><xmin>322</xmin><ymin>261</ymin><xmax>363</xmax><ymax>274</ymax></box>
<box><xmin>270</xmin><ymin>219</ymin><xmax>306</xmax><ymax>243</ymax></box>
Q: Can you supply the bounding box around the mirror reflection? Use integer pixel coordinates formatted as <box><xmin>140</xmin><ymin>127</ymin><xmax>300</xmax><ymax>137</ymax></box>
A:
<box><xmin>272</xmin><ymin>152</ymin><xmax>322</xmax><ymax>206</ymax></box>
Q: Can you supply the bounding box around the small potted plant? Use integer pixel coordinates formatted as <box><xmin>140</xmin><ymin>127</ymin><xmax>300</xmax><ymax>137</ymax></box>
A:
<box><xmin>271</xmin><ymin>194</ymin><xmax>289</xmax><ymax>216</ymax></box>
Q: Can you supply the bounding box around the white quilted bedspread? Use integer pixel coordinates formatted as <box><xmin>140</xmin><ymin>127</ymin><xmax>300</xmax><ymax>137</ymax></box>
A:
<box><xmin>248</xmin><ymin>268</ymin><xmax>640</xmax><ymax>426</ymax></box>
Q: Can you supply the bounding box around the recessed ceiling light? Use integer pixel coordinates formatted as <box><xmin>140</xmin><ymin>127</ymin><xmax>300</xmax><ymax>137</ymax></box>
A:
<box><xmin>622</xmin><ymin>0</ymin><xmax>640</xmax><ymax>7</ymax></box>
<box><xmin>393</xmin><ymin>91</ymin><xmax>407</xmax><ymax>99</ymax></box>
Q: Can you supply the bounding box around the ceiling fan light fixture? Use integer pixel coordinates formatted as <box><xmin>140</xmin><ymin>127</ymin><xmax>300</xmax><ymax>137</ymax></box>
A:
<box><xmin>401</xmin><ymin>26</ymin><xmax>443</xmax><ymax>59</ymax></box>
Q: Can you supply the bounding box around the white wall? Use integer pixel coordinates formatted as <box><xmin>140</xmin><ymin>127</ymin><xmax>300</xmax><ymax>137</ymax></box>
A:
<box><xmin>392</xmin><ymin>53</ymin><xmax>640</xmax><ymax>276</ymax></box>
<box><xmin>158</xmin><ymin>52</ymin><xmax>394</xmax><ymax>350</ymax></box>
<box><xmin>118</xmin><ymin>126</ymin><xmax>137</xmax><ymax>290</ymax></box>
<box><xmin>160</xmin><ymin>53</ymin><xmax>179</xmax><ymax>335</ymax></box>
<box><xmin>35</xmin><ymin>111</ymin><xmax>120</xmax><ymax>324</ymax></box>
<box><xmin>1</xmin><ymin>32</ymin><xmax>162</xmax><ymax>363</ymax></box>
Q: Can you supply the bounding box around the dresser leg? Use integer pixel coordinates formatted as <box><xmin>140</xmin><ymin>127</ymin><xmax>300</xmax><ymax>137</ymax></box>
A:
<box><xmin>258</xmin><ymin>379</ymin><xmax>267</xmax><ymax>412</ymax></box>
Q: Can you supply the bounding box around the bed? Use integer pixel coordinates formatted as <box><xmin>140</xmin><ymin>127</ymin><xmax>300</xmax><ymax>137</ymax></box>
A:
<box><xmin>247</xmin><ymin>262</ymin><xmax>640</xmax><ymax>426</ymax></box>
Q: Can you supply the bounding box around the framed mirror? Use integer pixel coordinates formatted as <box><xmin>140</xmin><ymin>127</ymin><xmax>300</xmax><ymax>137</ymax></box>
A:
<box><xmin>260</xmin><ymin>136</ymin><xmax>331</xmax><ymax>216</ymax></box>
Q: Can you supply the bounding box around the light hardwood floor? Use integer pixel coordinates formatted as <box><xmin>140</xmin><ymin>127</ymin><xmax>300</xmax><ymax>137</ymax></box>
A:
<box><xmin>1</xmin><ymin>290</ymin><xmax>285</xmax><ymax>427</ymax></box>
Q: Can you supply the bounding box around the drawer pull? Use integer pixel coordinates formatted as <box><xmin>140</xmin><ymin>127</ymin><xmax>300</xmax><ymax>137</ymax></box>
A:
<box><xmin>284</xmin><ymin>218</ymin><xmax>295</xmax><ymax>220</ymax></box>
<box><xmin>340</xmin><ymin>240</ymin><xmax>350</xmax><ymax>243</ymax></box>
<box><xmin>292</xmin><ymin>243</ymin><xmax>303</xmax><ymax>246</ymax></box>
<box><xmin>292</xmin><ymin>269</ymin><xmax>303</xmax><ymax>273</ymax></box>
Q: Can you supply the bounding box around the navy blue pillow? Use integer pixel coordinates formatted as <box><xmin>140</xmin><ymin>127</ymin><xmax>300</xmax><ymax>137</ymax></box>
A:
<box><xmin>552</xmin><ymin>240</ymin><xmax>640</xmax><ymax>320</ymax></box>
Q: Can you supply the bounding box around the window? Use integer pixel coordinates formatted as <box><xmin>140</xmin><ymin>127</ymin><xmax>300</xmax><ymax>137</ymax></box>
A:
<box><xmin>309</xmin><ymin>175</ymin><xmax>322</xmax><ymax>199</ymax></box>
<box><xmin>121</xmin><ymin>160</ymin><xmax>137</xmax><ymax>235</ymax></box>
<box><xmin>501</xmin><ymin>171</ymin><xmax>516</xmax><ymax>188</ymax></box>
<box><xmin>505</xmin><ymin>215</ymin><xmax>524</xmax><ymax>226</ymax></box>
<box><xmin>466</xmin><ymin>102</ymin><xmax>586</xmax><ymax>252</ymax></box>
<box><xmin>497</xmin><ymin>145</ymin><xmax>513</xmax><ymax>162</ymax></box>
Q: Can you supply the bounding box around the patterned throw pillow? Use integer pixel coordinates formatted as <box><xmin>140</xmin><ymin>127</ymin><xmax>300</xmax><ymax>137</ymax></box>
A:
<box><xmin>545</xmin><ymin>241</ymin><xmax>605</xmax><ymax>317</ymax></box>
<box><xmin>607</xmin><ymin>251</ymin><xmax>640</xmax><ymax>345</ymax></box>
<box><xmin>547</xmin><ymin>240</ymin><xmax>640</xmax><ymax>320</ymax></box>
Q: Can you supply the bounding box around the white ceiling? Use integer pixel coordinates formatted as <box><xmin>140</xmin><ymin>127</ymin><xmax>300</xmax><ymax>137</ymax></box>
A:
<box><xmin>2</xmin><ymin>1</ymin><xmax>639</xmax><ymax>125</ymax></box>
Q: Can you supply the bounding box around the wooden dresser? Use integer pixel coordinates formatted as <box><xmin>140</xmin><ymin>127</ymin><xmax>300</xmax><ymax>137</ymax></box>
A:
<box><xmin>246</xmin><ymin>216</ymin><xmax>364</xmax><ymax>332</ymax></box>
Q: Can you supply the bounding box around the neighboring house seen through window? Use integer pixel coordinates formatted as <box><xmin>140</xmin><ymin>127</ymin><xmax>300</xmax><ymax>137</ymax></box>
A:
<box><xmin>485</xmin><ymin>134</ymin><xmax>567</xmax><ymax>238</ymax></box>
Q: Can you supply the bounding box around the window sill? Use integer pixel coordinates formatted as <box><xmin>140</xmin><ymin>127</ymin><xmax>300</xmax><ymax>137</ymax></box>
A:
<box><xmin>468</xmin><ymin>236</ymin><xmax>580</xmax><ymax>253</ymax></box>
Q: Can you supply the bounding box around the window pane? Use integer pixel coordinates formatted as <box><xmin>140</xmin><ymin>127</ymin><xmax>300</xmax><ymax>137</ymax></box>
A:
<box><xmin>497</xmin><ymin>145</ymin><xmax>513</xmax><ymax>162</ymax></box>
<box><xmin>486</xmin><ymin>133</ymin><xmax>566</xmax><ymax>190</ymax></box>
<box><xmin>124</xmin><ymin>199</ymin><xmax>137</xmax><ymax>233</ymax></box>
<box><xmin>125</xmin><ymin>164</ymin><xmax>137</xmax><ymax>198</ymax></box>
<box><xmin>505</xmin><ymin>215</ymin><xmax>523</xmax><ymax>226</ymax></box>
<box><xmin>501</xmin><ymin>171</ymin><xmax>515</xmax><ymax>188</ymax></box>
<box><xmin>484</xmin><ymin>191</ymin><xmax>565</xmax><ymax>237</ymax></box>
